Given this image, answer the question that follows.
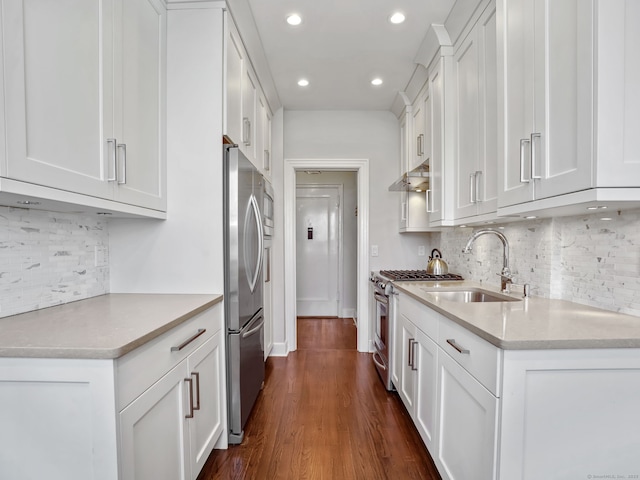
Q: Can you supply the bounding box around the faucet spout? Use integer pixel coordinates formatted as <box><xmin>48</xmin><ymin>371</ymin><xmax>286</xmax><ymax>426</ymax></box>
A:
<box><xmin>462</xmin><ymin>229</ymin><xmax>512</xmax><ymax>292</ymax></box>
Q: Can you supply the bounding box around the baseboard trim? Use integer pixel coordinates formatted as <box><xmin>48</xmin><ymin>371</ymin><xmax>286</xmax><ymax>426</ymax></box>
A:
<box><xmin>269</xmin><ymin>342</ymin><xmax>289</xmax><ymax>357</ymax></box>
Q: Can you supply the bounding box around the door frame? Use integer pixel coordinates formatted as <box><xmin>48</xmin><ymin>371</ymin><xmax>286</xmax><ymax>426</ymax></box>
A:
<box><xmin>284</xmin><ymin>158</ymin><xmax>370</xmax><ymax>353</ymax></box>
<box><xmin>295</xmin><ymin>183</ymin><xmax>344</xmax><ymax>318</ymax></box>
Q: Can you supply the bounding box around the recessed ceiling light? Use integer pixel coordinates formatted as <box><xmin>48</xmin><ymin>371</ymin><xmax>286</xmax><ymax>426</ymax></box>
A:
<box><xmin>286</xmin><ymin>14</ymin><xmax>302</xmax><ymax>26</ymax></box>
<box><xmin>524</xmin><ymin>215</ymin><xmax>537</xmax><ymax>219</ymax></box>
<box><xmin>600</xmin><ymin>217</ymin><xmax>612</xmax><ymax>221</ymax></box>
<box><xmin>371</xmin><ymin>78</ymin><xmax>383</xmax><ymax>86</ymax></box>
<box><xmin>389</xmin><ymin>12</ymin><xmax>405</xmax><ymax>24</ymax></box>
<box><xmin>298</xmin><ymin>79</ymin><xmax>309</xmax><ymax>87</ymax></box>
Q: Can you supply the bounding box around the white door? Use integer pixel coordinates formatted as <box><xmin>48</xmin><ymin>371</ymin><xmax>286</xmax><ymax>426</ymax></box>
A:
<box><xmin>296</xmin><ymin>185</ymin><xmax>341</xmax><ymax>317</ymax></box>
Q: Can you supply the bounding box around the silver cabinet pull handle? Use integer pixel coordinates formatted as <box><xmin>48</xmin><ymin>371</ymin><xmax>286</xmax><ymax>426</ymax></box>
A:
<box><xmin>184</xmin><ymin>377</ymin><xmax>194</xmax><ymax>418</ymax></box>
<box><xmin>530</xmin><ymin>133</ymin><xmax>541</xmax><ymax>180</ymax></box>
<box><xmin>264</xmin><ymin>150</ymin><xmax>270</xmax><ymax>171</ymax></box>
<box><xmin>171</xmin><ymin>328</ymin><xmax>206</xmax><ymax>351</ymax></box>
<box><xmin>519</xmin><ymin>138</ymin><xmax>531</xmax><ymax>183</ymax></box>
<box><xmin>192</xmin><ymin>372</ymin><xmax>201</xmax><ymax>411</ymax></box>
<box><xmin>446</xmin><ymin>338</ymin><xmax>470</xmax><ymax>355</ymax></box>
<box><xmin>419</xmin><ymin>133</ymin><xmax>425</xmax><ymax>156</ymax></box>
<box><xmin>469</xmin><ymin>173</ymin><xmax>476</xmax><ymax>204</ymax></box>
<box><xmin>107</xmin><ymin>138</ymin><xmax>117</xmax><ymax>181</ymax></box>
<box><xmin>117</xmin><ymin>143</ymin><xmax>127</xmax><ymax>184</ymax></box>
<box><xmin>401</xmin><ymin>201</ymin><xmax>407</xmax><ymax>221</ymax></box>
<box><xmin>243</xmin><ymin>117</ymin><xmax>251</xmax><ymax>146</ymax></box>
<box><xmin>407</xmin><ymin>338</ymin><xmax>414</xmax><ymax>367</ymax></box>
<box><xmin>410</xmin><ymin>339</ymin><xmax>418</xmax><ymax>371</ymax></box>
<box><xmin>426</xmin><ymin>189</ymin><xmax>433</xmax><ymax>213</ymax></box>
<box><xmin>475</xmin><ymin>171</ymin><xmax>482</xmax><ymax>203</ymax></box>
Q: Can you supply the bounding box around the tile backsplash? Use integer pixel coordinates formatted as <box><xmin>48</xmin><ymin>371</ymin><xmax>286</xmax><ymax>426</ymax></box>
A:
<box><xmin>439</xmin><ymin>208</ymin><xmax>640</xmax><ymax>317</ymax></box>
<box><xmin>0</xmin><ymin>207</ymin><xmax>109</xmax><ymax>318</ymax></box>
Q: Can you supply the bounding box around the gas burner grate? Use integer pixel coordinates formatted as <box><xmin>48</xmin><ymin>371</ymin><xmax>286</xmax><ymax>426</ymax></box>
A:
<box><xmin>379</xmin><ymin>270</ymin><xmax>464</xmax><ymax>281</ymax></box>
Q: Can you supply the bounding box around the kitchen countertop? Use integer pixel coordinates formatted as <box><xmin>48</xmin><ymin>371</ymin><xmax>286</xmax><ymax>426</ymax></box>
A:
<box><xmin>0</xmin><ymin>293</ymin><xmax>223</xmax><ymax>359</ymax></box>
<box><xmin>392</xmin><ymin>281</ymin><xmax>640</xmax><ymax>350</ymax></box>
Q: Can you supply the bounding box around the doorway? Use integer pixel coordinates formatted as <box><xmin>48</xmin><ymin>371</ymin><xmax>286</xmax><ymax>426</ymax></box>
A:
<box><xmin>295</xmin><ymin>183</ymin><xmax>343</xmax><ymax>317</ymax></box>
<box><xmin>284</xmin><ymin>158</ymin><xmax>370</xmax><ymax>353</ymax></box>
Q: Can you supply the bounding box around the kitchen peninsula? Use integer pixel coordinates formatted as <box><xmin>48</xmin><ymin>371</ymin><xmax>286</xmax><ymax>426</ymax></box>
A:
<box><xmin>0</xmin><ymin>294</ymin><xmax>225</xmax><ymax>480</ymax></box>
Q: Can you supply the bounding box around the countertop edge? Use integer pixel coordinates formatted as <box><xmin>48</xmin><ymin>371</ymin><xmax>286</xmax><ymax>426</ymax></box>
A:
<box><xmin>0</xmin><ymin>294</ymin><xmax>224</xmax><ymax>360</ymax></box>
<box><xmin>392</xmin><ymin>283</ymin><xmax>640</xmax><ymax>350</ymax></box>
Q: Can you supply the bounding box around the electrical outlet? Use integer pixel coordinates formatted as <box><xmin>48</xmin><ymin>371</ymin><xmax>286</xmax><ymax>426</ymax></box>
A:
<box><xmin>371</xmin><ymin>245</ymin><xmax>379</xmax><ymax>257</ymax></box>
<box><xmin>418</xmin><ymin>245</ymin><xmax>426</xmax><ymax>256</ymax></box>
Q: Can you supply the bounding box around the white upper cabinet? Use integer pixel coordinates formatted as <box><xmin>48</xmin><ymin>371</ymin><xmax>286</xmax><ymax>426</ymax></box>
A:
<box><xmin>113</xmin><ymin>0</ymin><xmax>167</xmax><ymax>211</ymax></box>
<box><xmin>0</xmin><ymin>0</ymin><xmax>166</xmax><ymax>214</ymax></box>
<box><xmin>498</xmin><ymin>0</ymin><xmax>640</xmax><ymax>211</ymax></box>
<box><xmin>224</xmin><ymin>17</ymin><xmax>244</xmax><ymax>149</ymax></box>
<box><xmin>1</xmin><ymin>0</ymin><xmax>114</xmax><ymax>200</ymax></box>
<box><xmin>452</xmin><ymin>3</ymin><xmax>497</xmax><ymax>221</ymax></box>
<box><xmin>224</xmin><ymin>12</ymin><xmax>271</xmax><ymax>173</ymax></box>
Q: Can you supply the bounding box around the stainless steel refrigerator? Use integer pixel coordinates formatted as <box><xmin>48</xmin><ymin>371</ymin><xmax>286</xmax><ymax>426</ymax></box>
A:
<box><xmin>223</xmin><ymin>145</ymin><xmax>265</xmax><ymax>444</ymax></box>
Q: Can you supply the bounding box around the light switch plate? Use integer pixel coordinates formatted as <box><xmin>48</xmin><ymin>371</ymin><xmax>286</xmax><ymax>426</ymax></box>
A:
<box><xmin>371</xmin><ymin>245</ymin><xmax>379</xmax><ymax>257</ymax></box>
<box><xmin>418</xmin><ymin>245</ymin><xmax>425</xmax><ymax>256</ymax></box>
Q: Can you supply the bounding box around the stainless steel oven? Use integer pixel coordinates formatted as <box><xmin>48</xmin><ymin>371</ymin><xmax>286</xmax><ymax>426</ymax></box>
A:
<box><xmin>371</xmin><ymin>273</ymin><xmax>394</xmax><ymax>391</ymax></box>
<box><xmin>370</xmin><ymin>270</ymin><xmax>464</xmax><ymax>391</ymax></box>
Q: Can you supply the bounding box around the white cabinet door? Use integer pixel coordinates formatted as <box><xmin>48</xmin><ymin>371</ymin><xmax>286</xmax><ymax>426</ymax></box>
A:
<box><xmin>453</xmin><ymin>28</ymin><xmax>481</xmax><ymax>220</ymax></box>
<box><xmin>1</xmin><ymin>0</ymin><xmax>113</xmax><ymax>199</ymax></box>
<box><xmin>224</xmin><ymin>14</ymin><xmax>244</xmax><ymax>147</ymax></box>
<box><xmin>186</xmin><ymin>333</ymin><xmax>224</xmax><ymax>477</ymax></box>
<box><xmin>114</xmin><ymin>0</ymin><xmax>166</xmax><ymax>211</ymax></box>
<box><xmin>437</xmin><ymin>350</ymin><xmax>498</xmax><ymax>480</ymax></box>
<box><xmin>427</xmin><ymin>59</ymin><xmax>445</xmax><ymax>224</ymax></box>
<box><xmin>397</xmin><ymin>313</ymin><xmax>417</xmax><ymax>412</ymax></box>
<box><xmin>119</xmin><ymin>361</ymin><xmax>190</xmax><ymax>480</ymax></box>
<box><xmin>414</xmin><ymin>328</ymin><xmax>439</xmax><ymax>453</ymax></box>
<box><xmin>499</xmin><ymin>0</ymin><xmax>593</xmax><ymax>207</ymax></box>
<box><xmin>241</xmin><ymin>63</ymin><xmax>257</xmax><ymax>162</ymax></box>
<box><xmin>452</xmin><ymin>2</ymin><xmax>498</xmax><ymax>221</ymax></box>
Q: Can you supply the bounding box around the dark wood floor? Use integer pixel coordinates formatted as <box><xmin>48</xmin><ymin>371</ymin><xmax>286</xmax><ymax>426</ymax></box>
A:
<box><xmin>197</xmin><ymin>318</ymin><xmax>441</xmax><ymax>480</ymax></box>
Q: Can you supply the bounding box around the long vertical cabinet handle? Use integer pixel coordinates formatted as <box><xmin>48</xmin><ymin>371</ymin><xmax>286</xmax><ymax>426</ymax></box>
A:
<box><xmin>264</xmin><ymin>150</ymin><xmax>270</xmax><ymax>171</ymax></box>
<box><xmin>469</xmin><ymin>173</ymin><xmax>476</xmax><ymax>204</ymax></box>
<box><xmin>192</xmin><ymin>372</ymin><xmax>201</xmax><ymax>411</ymax></box>
<box><xmin>401</xmin><ymin>201</ymin><xmax>407</xmax><ymax>221</ymax></box>
<box><xmin>117</xmin><ymin>144</ymin><xmax>127</xmax><ymax>184</ymax></box>
<box><xmin>426</xmin><ymin>189</ymin><xmax>433</xmax><ymax>213</ymax></box>
<box><xmin>519</xmin><ymin>138</ymin><xmax>531</xmax><ymax>183</ymax></box>
<box><xmin>184</xmin><ymin>377</ymin><xmax>194</xmax><ymax>419</ymax></box>
<box><xmin>407</xmin><ymin>338</ymin><xmax>414</xmax><ymax>367</ymax></box>
<box><xmin>530</xmin><ymin>133</ymin><xmax>541</xmax><ymax>179</ymax></box>
<box><xmin>475</xmin><ymin>171</ymin><xmax>482</xmax><ymax>203</ymax></box>
<box><xmin>107</xmin><ymin>138</ymin><xmax>117</xmax><ymax>181</ymax></box>
<box><xmin>419</xmin><ymin>134</ymin><xmax>424</xmax><ymax>156</ymax></box>
<box><xmin>410</xmin><ymin>339</ymin><xmax>418</xmax><ymax>371</ymax></box>
<box><xmin>243</xmin><ymin>118</ymin><xmax>251</xmax><ymax>146</ymax></box>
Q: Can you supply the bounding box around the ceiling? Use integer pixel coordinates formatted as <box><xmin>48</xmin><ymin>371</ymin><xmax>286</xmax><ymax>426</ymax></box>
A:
<box><xmin>246</xmin><ymin>0</ymin><xmax>456</xmax><ymax>111</ymax></box>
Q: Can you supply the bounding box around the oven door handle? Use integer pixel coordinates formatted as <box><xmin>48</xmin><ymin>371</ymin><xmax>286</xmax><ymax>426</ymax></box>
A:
<box><xmin>374</xmin><ymin>293</ymin><xmax>389</xmax><ymax>305</ymax></box>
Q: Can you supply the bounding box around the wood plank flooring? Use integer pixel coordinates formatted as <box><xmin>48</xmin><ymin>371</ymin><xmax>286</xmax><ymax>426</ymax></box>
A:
<box><xmin>197</xmin><ymin>318</ymin><xmax>441</xmax><ymax>480</ymax></box>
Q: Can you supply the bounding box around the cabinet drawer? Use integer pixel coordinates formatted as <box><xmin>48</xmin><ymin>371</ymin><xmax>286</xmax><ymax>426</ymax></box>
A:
<box><xmin>398</xmin><ymin>294</ymin><xmax>439</xmax><ymax>341</ymax></box>
<box><xmin>116</xmin><ymin>305</ymin><xmax>221</xmax><ymax>411</ymax></box>
<box><xmin>438</xmin><ymin>317</ymin><xmax>501</xmax><ymax>396</ymax></box>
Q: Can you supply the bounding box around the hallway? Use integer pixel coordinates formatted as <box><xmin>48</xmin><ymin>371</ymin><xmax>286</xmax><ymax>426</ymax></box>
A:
<box><xmin>198</xmin><ymin>318</ymin><xmax>441</xmax><ymax>479</ymax></box>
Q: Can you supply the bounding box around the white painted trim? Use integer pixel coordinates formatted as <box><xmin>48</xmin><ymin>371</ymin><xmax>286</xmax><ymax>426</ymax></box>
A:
<box><xmin>269</xmin><ymin>342</ymin><xmax>289</xmax><ymax>357</ymax></box>
<box><xmin>284</xmin><ymin>158</ymin><xmax>370</xmax><ymax>353</ymax></box>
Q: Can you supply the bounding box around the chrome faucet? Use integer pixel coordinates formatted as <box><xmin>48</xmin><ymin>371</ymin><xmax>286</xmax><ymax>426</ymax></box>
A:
<box><xmin>462</xmin><ymin>229</ymin><xmax>514</xmax><ymax>293</ymax></box>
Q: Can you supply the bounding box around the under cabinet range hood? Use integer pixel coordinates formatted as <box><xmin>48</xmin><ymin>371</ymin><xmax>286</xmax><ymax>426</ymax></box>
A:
<box><xmin>388</xmin><ymin>161</ymin><xmax>430</xmax><ymax>192</ymax></box>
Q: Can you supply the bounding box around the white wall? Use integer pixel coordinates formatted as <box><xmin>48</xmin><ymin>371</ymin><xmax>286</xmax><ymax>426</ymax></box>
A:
<box><xmin>0</xmin><ymin>207</ymin><xmax>109</xmax><ymax>318</ymax></box>
<box><xmin>439</xmin><ymin>208</ymin><xmax>640</xmax><ymax>317</ymax></box>
<box><xmin>283</xmin><ymin>110</ymin><xmax>437</xmax><ymax>271</ymax></box>
<box><xmin>296</xmin><ymin>171</ymin><xmax>357</xmax><ymax>317</ymax></box>
<box><xmin>108</xmin><ymin>8</ymin><xmax>225</xmax><ymax>295</ymax></box>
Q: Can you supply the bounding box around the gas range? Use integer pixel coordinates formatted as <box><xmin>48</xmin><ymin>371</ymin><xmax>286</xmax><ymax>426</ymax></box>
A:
<box><xmin>370</xmin><ymin>270</ymin><xmax>464</xmax><ymax>295</ymax></box>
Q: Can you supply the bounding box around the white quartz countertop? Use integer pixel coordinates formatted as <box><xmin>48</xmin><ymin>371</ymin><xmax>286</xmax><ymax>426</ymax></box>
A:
<box><xmin>392</xmin><ymin>281</ymin><xmax>640</xmax><ymax>350</ymax></box>
<box><xmin>0</xmin><ymin>293</ymin><xmax>223</xmax><ymax>359</ymax></box>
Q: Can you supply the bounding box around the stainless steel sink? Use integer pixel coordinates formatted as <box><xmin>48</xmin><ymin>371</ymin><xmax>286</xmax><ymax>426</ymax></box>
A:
<box><xmin>422</xmin><ymin>288</ymin><xmax>520</xmax><ymax>303</ymax></box>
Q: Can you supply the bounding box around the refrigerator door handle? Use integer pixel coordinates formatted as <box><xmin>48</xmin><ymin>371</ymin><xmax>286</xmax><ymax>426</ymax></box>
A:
<box><xmin>242</xmin><ymin>316</ymin><xmax>265</xmax><ymax>338</ymax></box>
<box><xmin>244</xmin><ymin>194</ymin><xmax>264</xmax><ymax>293</ymax></box>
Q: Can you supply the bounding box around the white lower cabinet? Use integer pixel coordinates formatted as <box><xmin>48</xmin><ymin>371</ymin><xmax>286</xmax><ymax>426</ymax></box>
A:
<box><xmin>119</xmin><ymin>331</ymin><xmax>223</xmax><ymax>480</ymax></box>
<box><xmin>0</xmin><ymin>303</ymin><xmax>225</xmax><ymax>480</ymax></box>
<box><xmin>437</xmin><ymin>350</ymin><xmax>498</xmax><ymax>480</ymax></box>
<box><xmin>395</xmin><ymin>292</ymin><xmax>640</xmax><ymax>479</ymax></box>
